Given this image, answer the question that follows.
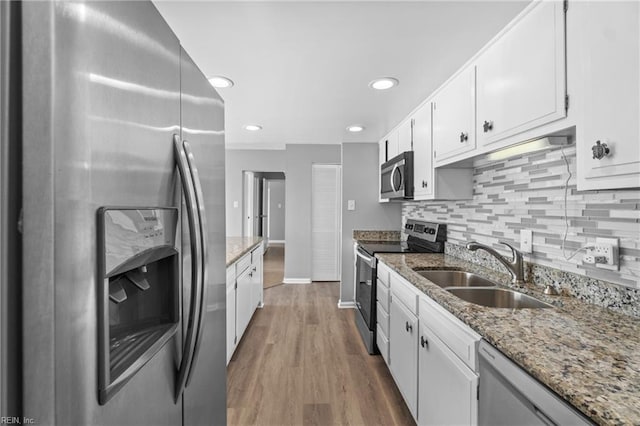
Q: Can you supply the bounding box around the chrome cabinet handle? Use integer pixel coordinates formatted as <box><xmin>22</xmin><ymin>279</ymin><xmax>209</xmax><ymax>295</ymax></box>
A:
<box><xmin>421</xmin><ymin>336</ymin><xmax>428</xmax><ymax>348</ymax></box>
<box><xmin>592</xmin><ymin>140</ymin><xmax>610</xmax><ymax>160</ymax></box>
<box><xmin>459</xmin><ymin>132</ymin><xmax>468</xmax><ymax>143</ymax></box>
<box><xmin>183</xmin><ymin>140</ymin><xmax>209</xmax><ymax>387</ymax></box>
<box><xmin>405</xmin><ymin>321</ymin><xmax>412</xmax><ymax>332</ymax></box>
<box><xmin>421</xmin><ymin>180</ymin><xmax>428</xmax><ymax>188</ymax></box>
<box><xmin>173</xmin><ymin>135</ymin><xmax>203</xmax><ymax>401</ymax></box>
<box><xmin>483</xmin><ymin>120</ymin><xmax>493</xmax><ymax>133</ymax></box>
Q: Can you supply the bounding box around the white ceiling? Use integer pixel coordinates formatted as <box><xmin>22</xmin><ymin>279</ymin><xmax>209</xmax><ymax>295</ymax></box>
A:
<box><xmin>154</xmin><ymin>1</ymin><xmax>529</xmax><ymax>149</ymax></box>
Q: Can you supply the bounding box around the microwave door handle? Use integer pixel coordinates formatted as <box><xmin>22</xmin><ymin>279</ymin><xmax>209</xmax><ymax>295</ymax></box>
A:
<box><xmin>182</xmin><ymin>141</ymin><xmax>209</xmax><ymax>387</ymax></box>
<box><xmin>173</xmin><ymin>135</ymin><xmax>203</xmax><ymax>402</ymax></box>
<box><xmin>390</xmin><ymin>164</ymin><xmax>400</xmax><ymax>192</ymax></box>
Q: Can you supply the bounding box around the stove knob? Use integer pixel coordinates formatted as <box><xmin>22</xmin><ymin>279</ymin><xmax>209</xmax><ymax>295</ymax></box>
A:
<box><xmin>428</xmin><ymin>228</ymin><xmax>436</xmax><ymax>235</ymax></box>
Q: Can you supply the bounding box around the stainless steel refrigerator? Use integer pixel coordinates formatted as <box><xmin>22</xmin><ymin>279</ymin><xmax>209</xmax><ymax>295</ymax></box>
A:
<box><xmin>0</xmin><ymin>1</ymin><xmax>226</xmax><ymax>424</ymax></box>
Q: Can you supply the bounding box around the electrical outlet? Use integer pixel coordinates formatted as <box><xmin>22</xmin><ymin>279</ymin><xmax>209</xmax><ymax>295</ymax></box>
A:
<box><xmin>594</xmin><ymin>237</ymin><xmax>619</xmax><ymax>271</ymax></box>
<box><xmin>347</xmin><ymin>200</ymin><xmax>356</xmax><ymax>211</ymax></box>
<box><xmin>520</xmin><ymin>230</ymin><xmax>533</xmax><ymax>254</ymax></box>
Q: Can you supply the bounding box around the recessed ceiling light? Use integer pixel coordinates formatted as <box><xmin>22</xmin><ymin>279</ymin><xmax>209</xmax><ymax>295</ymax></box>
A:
<box><xmin>244</xmin><ymin>124</ymin><xmax>262</xmax><ymax>131</ymax></box>
<box><xmin>369</xmin><ymin>77</ymin><xmax>399</xmax><ymax>90</ymax></box>
<box><xmin>346</xmin><ymin>125</ymin><xmax>365</xmax><ymax>132</ymax></box>
<box><xmin>208</xmin><ymin>75</ymin><xmax>234</xmax><ymax>88</ymax></box>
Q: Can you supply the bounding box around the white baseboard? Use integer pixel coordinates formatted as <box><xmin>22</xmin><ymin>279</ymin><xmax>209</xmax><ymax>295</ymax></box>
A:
<box><xmin>268</xmin><ymin>240</ymin><xmax>285</xmax><ymax>246</ymax></box>
<box><xmin>282</xmin><ymin>278</ymin><xmax>311</xmax><ymax>284</ymax></box>
<box><xmin>337</xmin><ymin>300</ymin><xmax>356</xmax><ymax>309</ymax></box>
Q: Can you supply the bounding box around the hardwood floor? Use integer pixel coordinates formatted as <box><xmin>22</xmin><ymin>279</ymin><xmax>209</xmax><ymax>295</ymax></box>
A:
<box><xmin>263</xmin><ymin>245</ymin><xmax>285</xmax><ymax>289</ymax></box>
<box><xmin>227</xmin><ymin>282</ymin><xmax>415</xmax><ymax>426</ymax></box>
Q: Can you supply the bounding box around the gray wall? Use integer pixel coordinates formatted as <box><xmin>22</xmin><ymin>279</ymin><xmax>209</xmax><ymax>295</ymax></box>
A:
<box><xmin>267</xmin><ymin>179</ymin><xmax>285</xmax><ymax>241</ymax></box>
<box><xmin>225</xmin><ymin>149</ymin><xmax>285</xmax><ymax>236</ymax></box>
<box><xmin>284</xmin><ymin>144</ymin><xmax>341</xmax><ymax>281</ymax></box>
<box><xmin>341</xmin><ymin>143</ymin><xmax>401</xmax><ymax>303</ymax></box>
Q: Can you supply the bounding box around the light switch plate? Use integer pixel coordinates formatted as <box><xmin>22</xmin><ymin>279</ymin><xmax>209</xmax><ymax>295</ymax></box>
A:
<box><xmin>520</xmin><ymin>229</ymin><xmax>533</xmax><ymax>254</ymax></box>
<box><xmin>233</xmin><ymin>201</ymin><xmax>239</xmax><ymax>208</ymax></box>
<box><xmin>347</xmin><ymin>200</ymin><xmax>356</xmax><ymax>211</ymax></box>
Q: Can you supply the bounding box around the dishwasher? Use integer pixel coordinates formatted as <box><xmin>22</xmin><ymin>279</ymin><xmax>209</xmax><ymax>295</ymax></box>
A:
<box><xmin>478</xmin><ymin>340</ymin><xmax>594</xmax><ymax>426</ymax></box>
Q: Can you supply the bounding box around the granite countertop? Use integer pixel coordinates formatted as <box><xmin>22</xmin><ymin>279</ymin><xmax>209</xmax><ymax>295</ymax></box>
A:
<box><xmin>226</xmin><ymin>236</ymin><xmax>263</xmax><ymax>266</ymax></box>
<box><xmin>376</xmin><ymin>253</ymin><xmax>640</xmax><ymax>426</ymax></box>
<box><xmin>352</xmin><ymin>230</ymin><xmax>401</xmax><ymax>242</ymax></box>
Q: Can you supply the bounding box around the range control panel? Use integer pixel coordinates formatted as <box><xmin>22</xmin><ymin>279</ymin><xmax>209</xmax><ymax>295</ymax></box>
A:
<box><xmin>403</xmin><ymin>219</ymin><xmax>446</xmax><ymax>243</ymax></box>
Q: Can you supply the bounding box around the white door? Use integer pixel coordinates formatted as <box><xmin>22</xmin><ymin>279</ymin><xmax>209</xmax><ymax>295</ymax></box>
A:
<box><xmin>476</xmin><ymin>0</ymin><xmax>565</xmax><ymax>148</ymax></box>
<box><xmin>432</xmin><ymin>66</ymin><xmax>476</xmax><ymax>165</ymax></box>
<box><xmin>390</xmin><ymin>296</ymin><xmax>419</xmax><ymax>419</ymax></box>
<box><xmin>311</xmin><ymin>164</ymin><xmax>341</xmax><ymax>281</ymax></box>
<box><xmin>243</xmin><ymin>171</ymin><xmax>254</xmax><ymax>237</ymax></box>
<box><xmin>418</xmin><ymin>324</ymin><xmax>478</xmax><ymax>426</ymax></box>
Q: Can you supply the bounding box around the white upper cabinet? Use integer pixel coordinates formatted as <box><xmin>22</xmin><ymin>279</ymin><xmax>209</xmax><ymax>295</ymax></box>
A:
<box><xmin>476</xmin><ymin>0</ymin><xmax>566</xmax><ymax>150</ymax></box>
<box><xmin>575</xmin><ymin>1</ymin><xmax>640</xmax><ymax>190</ymax></box>
<box><xmin>412</xmin><ymin>103</ymin><xmax>433</xmax><ymax>199</ymax></box>
<box><xmin>382</xmin><ymin>130</ymin><xmax>399</xmax><ymax>163</ymax></box>
<box><xmin>398</xmin><ymin>118</ymin><xmax>413</xmax><ymax>154</ymax></box>
<box><xmin>413</xmin><ymin>102</ymin><xmax>473</xmax><ymax>201</ymax></box>
<box><xmin>432</xmin><ymin>66</ymin><xmax>476</xmax><ymax>165</ymax></box>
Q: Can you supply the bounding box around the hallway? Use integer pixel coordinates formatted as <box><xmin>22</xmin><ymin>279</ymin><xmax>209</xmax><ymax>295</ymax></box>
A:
<box><xmin>226</xmin><ymin>282</ymin><xmax>414</xmax><ymax>426</ymax></box>
<box><xmin>263</xmin><ymin>244</ymin><xmax>285</xmax><ymax>289</ymax></box>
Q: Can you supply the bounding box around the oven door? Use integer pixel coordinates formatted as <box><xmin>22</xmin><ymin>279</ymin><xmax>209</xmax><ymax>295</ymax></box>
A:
<box><xmin>355</xmin><ymin>247</ymin><xmax>376</xmax><ymax>328</ymax></box>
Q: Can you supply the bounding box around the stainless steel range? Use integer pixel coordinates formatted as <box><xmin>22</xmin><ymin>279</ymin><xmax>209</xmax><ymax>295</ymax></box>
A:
<box><xmin>354</xmin><ymin>219</ymin><xmax>446</xmax><ymax>354</ymax></box>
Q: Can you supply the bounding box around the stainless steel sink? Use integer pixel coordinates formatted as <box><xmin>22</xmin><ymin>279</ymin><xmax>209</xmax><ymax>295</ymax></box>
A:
<box><xmin>446</xmin><ymin>288</ymin><xmax>553</xmax><ymax>309</ymax></box>
<box><xmin>416</xmin><ymin>270</ymin><xmax>498</xmax><ymax>288</ymax></box>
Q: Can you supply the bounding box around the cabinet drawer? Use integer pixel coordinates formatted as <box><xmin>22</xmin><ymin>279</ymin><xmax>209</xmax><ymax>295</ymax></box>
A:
<box><xmin>251</xmin><ymin>243</ymin><xmax>263</xmax><ymax>261</ymax></box>
<box><xmin>419</xmin><ymin>295</ymin><xmax>481</xmax><ymax>371</ymax></box>
<box><xmin>236</xmin><ymin>252</ymin><xmax>252</xmax><ymax>275</ymax></box>
<box><xmin>376</xmin><ymin>324</ymin><xmax>390</xmax><ymax>366</ymax></box>
<box><xmin>377</xmin><ymin>262</ymin><xmax>391</xmax><ymax>287</ymax></box>
<box><xmin>390</xmin><ymin>272</ymin><xmax>419</xmax><ymax>315</ymax></box>
<box><xmin>376</xmin><ymin>280</ymin><xmax>389</xmax><ymax>311</ymax></box>
<box><xmin>376</xmin><ymin>302</ymin><xmax>389</xmax><ymax>337</ymax></box>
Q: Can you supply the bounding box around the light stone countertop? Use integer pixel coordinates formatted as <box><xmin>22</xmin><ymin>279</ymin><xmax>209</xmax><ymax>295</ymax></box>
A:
<box><xmin>226</xmin><ymin>236</ymin><xmax>263</xmax><ymax>266</ymax></box>
<box><xmin>376</xmin><ymin>252</ymin><xmax>640</xmax><ymax>426</ymax></box>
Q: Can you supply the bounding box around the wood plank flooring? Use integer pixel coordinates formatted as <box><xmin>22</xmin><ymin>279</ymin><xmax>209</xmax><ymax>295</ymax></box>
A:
<box><xmin>227</xmin><ymin>282</ymin><xmax>415</xmax><ymax>426</ymax></box>
<box><xmin>263</xmin><ymin>245</ymin><xmax>285</xmax><ymax>289</ymax></box>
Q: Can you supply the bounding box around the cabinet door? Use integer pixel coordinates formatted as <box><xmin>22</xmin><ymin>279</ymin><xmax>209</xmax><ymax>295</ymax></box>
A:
<box><xmin>433</xmin><ymin>67</ymin><xmax>476</xmax><ymax>164</ymax></box>
<box><xmin>412</xmin><ymin>103</ymin><xmax>433</xmax><ymax>199</ymax></box>
<box><xmin>476</xmin><ymin>1</ymin><xmax>565</xmax><ymax>148</ymax></box>
<box><xmin>576</xmin><ymin>1</ymin><xmax>640</xmax><ymax>190</ymax></box>
<box><xmin>418</xmin><ymin>325</ymin><xmax>478</xmax><ymax>426</ymax></box>
<box><xmin>251</xmin><ymin>249</ymin><xmax>263</xmax><ymax>308</ymax></box>
<box><xmin>384</xmin><ymin>130</ymin><xmax>399</xmax><ymax>162</ymax></box>
<box><xmin>390</xmin><ymin>295</ymin><xmax>419</xmax><ymax>419</ymax></box>
<box><xmin>398</xmin><ymin>118</ymin><xmax>413</xmax><ymax>154</ymax></box>
<box><xmin>235</xmin><ymin>268</ymin><xmax>253</xmax><ymax>339</ymax></box>
<box><xmin>226</xmin><ymin>283</ymin><xmax>236</xmax><ymax>364</ymax></box>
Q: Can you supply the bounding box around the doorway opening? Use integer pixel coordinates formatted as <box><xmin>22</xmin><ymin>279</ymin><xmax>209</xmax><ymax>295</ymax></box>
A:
<box><xmin>242</xmin><ymin>171</ymin><xmax>285</xmax><ymax>289</ymax></box>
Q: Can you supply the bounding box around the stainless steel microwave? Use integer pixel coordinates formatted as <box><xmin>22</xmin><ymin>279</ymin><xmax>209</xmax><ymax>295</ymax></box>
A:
<box><xmin>380</xmin><ymin>151</ymin><xmax>414</xmax><ymax>200</ymax></box>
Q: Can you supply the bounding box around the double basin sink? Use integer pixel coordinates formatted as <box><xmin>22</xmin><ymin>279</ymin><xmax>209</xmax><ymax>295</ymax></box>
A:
<box><xmin>415</xmin><ymin>270</ymin><xmax>552</xmax><ymax>309</ymax></box>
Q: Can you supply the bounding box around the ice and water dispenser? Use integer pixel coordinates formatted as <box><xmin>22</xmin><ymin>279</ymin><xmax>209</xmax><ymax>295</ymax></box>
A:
<box><xmin>97</xmin><ymin>207</ymin><xmax>179</xmax><ymax>404</ymax></box>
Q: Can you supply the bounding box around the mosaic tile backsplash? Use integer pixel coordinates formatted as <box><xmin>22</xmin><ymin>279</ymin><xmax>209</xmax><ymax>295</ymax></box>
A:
<box><xmin>403</xmin><ymin>145</ymin><xmax>640</xmax><ymax>291</ymax></box>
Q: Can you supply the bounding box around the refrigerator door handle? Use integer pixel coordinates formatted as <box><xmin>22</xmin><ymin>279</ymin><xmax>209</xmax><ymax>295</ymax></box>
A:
<box><xmin>173</xmin><ymin>135</ymin><xmax>203</xmax><ymax>402</ymax></box>
<box><xmin>182</xmin><ymin>140</ymin><xmax>209</xmax><ymax>386</ymax></box>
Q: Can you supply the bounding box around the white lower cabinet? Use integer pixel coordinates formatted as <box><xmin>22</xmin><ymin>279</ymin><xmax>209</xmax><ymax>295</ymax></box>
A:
<box><xmin>226</xmin><ymin>266</ymin><xmax>236</xmax><ymax>364</ymax></box>
<box><xmin>226</xmin><ymin>243</ymin><xmax>264</xmax><ymax>364</ymax></box>
<box><xmin>381</xmin><ymin>261</ymin><xmax>481</xmax><ymax>424</ymax></box>
<box><xmin>418</xmin><ymin>324</ymin><xmax>478</xmax><ymax>426</ymax></box>
<box><xmin>235</xmin><ymin>266</ymin><xmax>253</xmax><ymax>342</ymax></box>
<box><xmin>389</xmin><ymin>278</ymin><xmax>419</xmax><ymax>420</ymax></box>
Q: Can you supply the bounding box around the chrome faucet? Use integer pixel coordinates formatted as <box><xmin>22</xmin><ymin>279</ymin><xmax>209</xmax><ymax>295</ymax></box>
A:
<box><xmin>466</xmin><ymin>241</ymin><xmax>525</xmax><ymax>286</ymax></box>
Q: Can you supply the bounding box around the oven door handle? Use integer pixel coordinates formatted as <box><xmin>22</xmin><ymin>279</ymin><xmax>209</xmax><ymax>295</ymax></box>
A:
<box><xmin>356</xmin><ymin>248</ymin><xmax>375</xmax><ymax>268</ymax></box>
